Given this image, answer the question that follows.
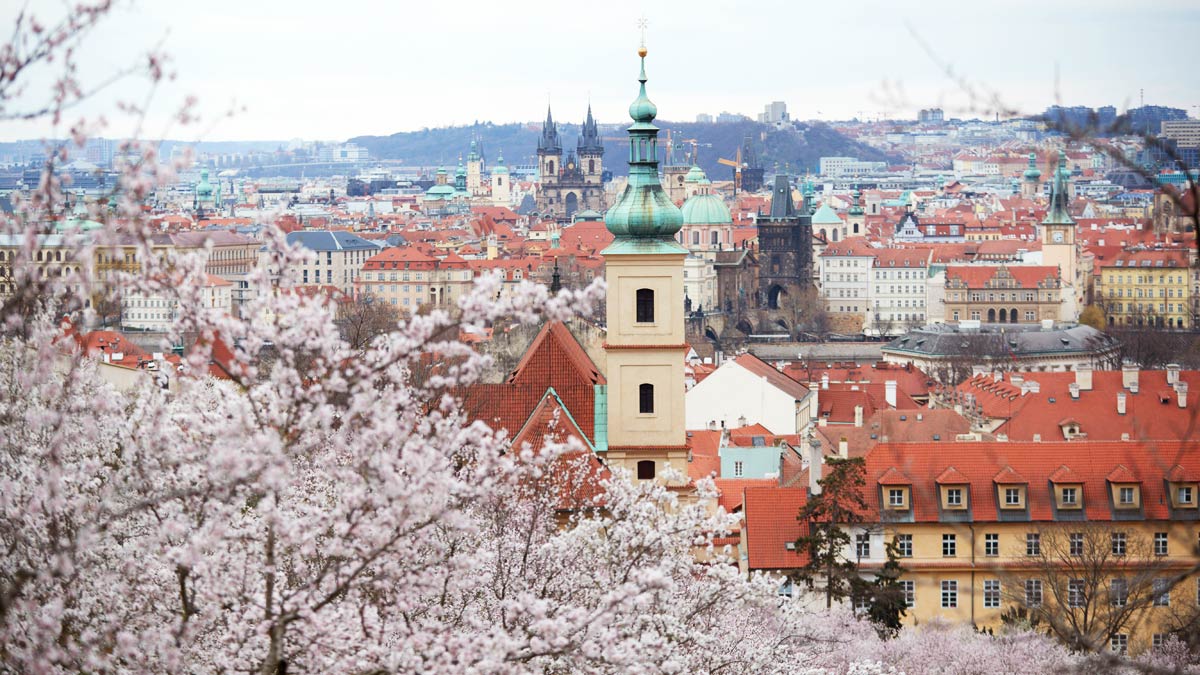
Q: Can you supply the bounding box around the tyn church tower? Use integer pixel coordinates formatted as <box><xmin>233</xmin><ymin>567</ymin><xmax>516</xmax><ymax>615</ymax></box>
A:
<box><xmin>536</xmin><ymin>105</ymin><xmax>606</xmax><ymax>221</ymax></box>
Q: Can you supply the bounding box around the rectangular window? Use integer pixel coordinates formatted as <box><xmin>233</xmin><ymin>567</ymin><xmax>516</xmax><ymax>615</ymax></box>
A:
<box><xmin>856</xmin><ymin>533</ymin><xmax>871</xmax><ymax>559</ymax></box>
<box><xmin>901</xmin><ymin>580</ymin><xmax>915</xmax><ymax>608</ymax></box>
<box><xmin>1068</xmin><ymin>579</ymin><xmax>1084</xmax><ymax>608</ymax></box>
<box><xmin>1111</xmin><ymin>634</ymin><xmax>1128</xmax><ymax>655</ymax></box>
<box><xmin>1025</xmin><ymin>579</ymin><xmax>1043</xmax><ymax>607</ymax></box>
<box><xmin>1119</xmin><ymin>486</ymin><xmax>1136</xmax><ymax>505</ymax></box>
<box><xmin>1153</xmin><ymin>634</ymin><xmax>1166</xmax><ymax>649</ymax></box>
<box><xmin>1180</xmin><ymin>486</ymin><xmax>1195</xmax><ymax>504</ymax></box>
<box><xmin>984</xmin><ymin>533</ymin><xmax>998</xmax><ymax>557</ymax></box>
<box><xmin>1026</xmin><ymin>533</ymin><xmax>1041</xmax><ymax>556</ymax></box>
<box><xmin>946</xmin><ymin>488</ymin><xmax>963</xmax><ymax>506</ymax></box>
<box><xmin>1069</xmin><ymin>533</ymin><xmax>1084</xmax><ymax>557</ymax></box>
<box><xmin>896</xmin><ymin>534</ymin><xmax>912</xmax><ymax>558</ymax></box>
<box><xmin>1061</xmin><ymin>487</ymin><xmax>1077</xmax><ymax>505</ymax></box>
<box><xmin>1154</xmin><ymin>532</ymin><xmax>1168</xmax><ymax>556</ymax></box>
<box><xmin>1112</xmin><ymin>532</ymin><xmax>1126</xmax><ymax>557</ymax></box>
<box><xmin>638</xmin><ymin>383</ymin><xmax>654</xmax><ymax>414</ymax></box>
<box><xmin>941</xmin><ymin>580</ymin><xmax>958</xmax><ymax>608</ymax></box>
<box><xmin>984</xmin><ymin>579</ymin><xmax>1001</xmax><ymax>608</ymax></box>
<box><xmin>1154</xmin><ymin>579</ymin><xmax>1170</xmax><ymax>606</ymax></box>
<box><xmin>733</xmin><ymin>461</ymin><xmax>744</xmax><ymax>477</ymax></box>
<box><xmin>889</xmin><ymin>489</ymin><xmax>905</xmax><ymax>507</ymax></box>
<box><xmin>943</xmin><ymin>534</ymin><xmax>956</xmax><ymax>557</ymax></box>
<box><xmin>1005</xmin><ymin>488</ymin><xmax>1021</xmax><ymax>506</ymax></box>
<box><xmin>1111</xmin><ymin>578</ymin><xmax>1128</xmax><ymax>607</ymax></box>
<box><xmin>635</xmin><ymin>288</ymin><xmax>655</xmax><ymax>323</ymax></box>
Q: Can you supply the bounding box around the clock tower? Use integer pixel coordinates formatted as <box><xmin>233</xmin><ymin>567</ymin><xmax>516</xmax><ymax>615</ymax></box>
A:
<box><xmin>602</xmin><ymin>43</ymin><xmax>689</xmax><ymax>485</ymax></box>
<box><xmin>1039</xmin><ymin>153</ymin><xmax>1079</xmax><ymax>315</ymax></box>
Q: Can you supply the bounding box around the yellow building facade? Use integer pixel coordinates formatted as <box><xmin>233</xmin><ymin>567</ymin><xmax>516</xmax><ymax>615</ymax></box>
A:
<box><xmin>1097</xmin><ymin>249</ymin><xmax>1191</xmax><ymax>328</ymax></box>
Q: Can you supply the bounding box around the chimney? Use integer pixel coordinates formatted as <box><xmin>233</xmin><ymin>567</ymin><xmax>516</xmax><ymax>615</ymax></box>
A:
<box><xmin>838</xmin><ymin>436</ymin><xmax>849</xmax><ymax>458</ymax></box>
<box><xmin>1033</xmin><ymin>433</ymin><xmax>1041</xmax><ymax>442</ymax></box>
<box><xmin>1069</xmin><ymin>382</ymin><xmax>1080</xmax><ymax>399</ymax></box>
<box><xmin>854</xmin><ymin>405</ymin><xmax>864</xmax><ymax>427</ymax></box>
<box><xmin>885</xmin><ymin>380</ymin><xmax>898</xmax><ymax>408</ymax></box>
<box><xmin>1177</xmin><ymin>381</ymin><xmax>1188</xmax><ymax>409</ymax></box>
<box><xmin>1121</xmin><ymin>362</ymin><xmax>1139</xmax><ymax>391</ymax></box>
<box><xmin>821</xmin><ymin>373</ymin><xmax>829</xmax><ymax>390</ymax></box>
<box><xmin>1075</xmin><ymin>363</ymin><xmax>1093</xmax><ymax>391</ymax></box>
<box><xmin>1117</xmin><ymin>391</ymin><xmax>1127</xmax><ymax>415</ymax></box>
<box><xmin>737</xmin><ymin>415</ymin><xmax>748</xmax><ymax>428</ymax></box>
<box><xmin>992</xmin><ymin>370</ymin><xmax>1003</xmax><ymax>382</ymax></box>
<box><xmin>1167</xmin><ymin>364</ymin><xmax>1181</xmax><ymax>385</ymax></box>
<box><xmin>807</xmin><ymin>438</ymin><xmax>824</xmax><ymax>495</ymax></box>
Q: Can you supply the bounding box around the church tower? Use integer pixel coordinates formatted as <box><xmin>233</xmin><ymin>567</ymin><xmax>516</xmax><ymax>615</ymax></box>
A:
<box><xmin>537</xmin><ymin>106</ymin><xmax>562</xmax><ymax>185</ymax></box>
<box><xmin>466</xmin><ymin>138</ymin><xmax>484</xmax><ymax>196</ymax></box>
<box><xmin>578</xmin><ymin>104</ymin><xmax>605</xmax><ymax>190</ymax></box>
<box><xmin>602</xmin><ymin>43</ymin><xmax>688</xmax><ymax>484</ymax></box>
<box><xmin>491</xmin><ymin>150</ymin><xmax>511</xmax><ymax>206</ymax></box>
<box><xmin>1020</xmin><ymin>152</ymin><xmax>1042</xmax><ymax>199</ymax></box>
<box><xmin>1040</xmin><ymin>152</ymin><xmax>1079</xmax><ymax>315</ymax></box>
<box><xmin>847</xmin><ymin>185</ymin><xmax>865</xmax><ymax>236</ymax></box>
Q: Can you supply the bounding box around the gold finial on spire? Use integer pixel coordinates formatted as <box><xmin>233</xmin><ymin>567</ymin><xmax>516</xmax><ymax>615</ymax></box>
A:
<box><xmin>637</xmin><ymin>17</ymin><xmax>648</xmax><ymax>57</ymax></box>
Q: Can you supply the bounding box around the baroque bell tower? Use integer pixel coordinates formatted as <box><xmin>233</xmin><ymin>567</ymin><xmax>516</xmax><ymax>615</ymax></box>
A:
<box><xmin>602</xmin><ymin>41</ymin><xmax>689</xmax><ymax>484</ymax></box>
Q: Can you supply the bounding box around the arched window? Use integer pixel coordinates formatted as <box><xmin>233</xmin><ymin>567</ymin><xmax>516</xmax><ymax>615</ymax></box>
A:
<box><xmin>639</xmin><ymin>383</ymin><xmax>654</xmax><ymax>414</ymax></box>
<box><xmin>588</xmin><ymin>159</ymin><xmax>595</xmax><ymax>174</ymax></box>
<box><xmin>998</xmin><ymin>308</ymin><xmax>1007</xmax><ymax>323</ymax></box>
<box><xmin>711</xmin><ymin>231</ymin><xmax>719</xmax><ymax>246</ymax></box>
<box><xmin>692</xmin><ymin>230</ymin><xmax>700</xmax><ymax>245</ymax></box>
<box><xmin>1010</xmin><ymin>308</ymin><xmax>1018</xmax><ymax>324</ymax></box>
<box><xmin>637</xmin><ymin>460</ymin><xmax>655</xmax><ymax>480</ymax></box>
<box><xmin>853</xmin><ymin>223</ymin><xmax>860</xmax><ymax>234</ymax></box>
<box><xmin>987</xmin><ymin>308</ymin><xmax>996</xmax><ymax>323</ymax></box>
<box><xmin>548</xmin><ymin>160</ymin><xmax>555</xmax><ymax>176</ymax></box>
<box><xmin>832</xmin><ymin>229</ymin><xmax>839</xmax><ymax>242</ymax></box>
<box><xmin>636</xmin><ymin>288</ymin><xmax>654</xmax><ymax>323</ymax></box>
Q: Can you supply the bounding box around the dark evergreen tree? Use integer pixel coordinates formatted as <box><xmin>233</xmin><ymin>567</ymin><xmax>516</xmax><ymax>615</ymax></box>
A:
<box><xmin>866</xmin><ymin>538</ymin><xmax>908</xmax><ymax>638</ymax></box>
<box><xmin>791</xmin><ymin>456</ymin><xmax>868</xmax><ymax>608</ymax></box>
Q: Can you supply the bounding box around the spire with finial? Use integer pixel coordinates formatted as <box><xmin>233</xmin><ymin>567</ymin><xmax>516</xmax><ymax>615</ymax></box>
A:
<box><xmin>849</xmin><ymin>184</ymin><xmax>864</xmax><ymax>216</ymax></box>
<box><xmin>538</xmin><ymin>105</ymin><xmax>560</xmax><ymax>153</ymax></box>
<box><xmin>550</xmin><ymin>257</ymin><xmax>562</xmax><ymax>293</ymax></box>
<box><xmin>602</xmin><ymin>22</ymin><xmax>684</xmax><ymax>244</ymax></box>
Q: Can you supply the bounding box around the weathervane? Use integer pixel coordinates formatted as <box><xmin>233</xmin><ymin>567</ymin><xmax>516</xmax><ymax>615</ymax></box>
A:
<box><xmin>638</xmin><ymin>16</ymin><xmax>647</xmax><ymax>52</ymax></box>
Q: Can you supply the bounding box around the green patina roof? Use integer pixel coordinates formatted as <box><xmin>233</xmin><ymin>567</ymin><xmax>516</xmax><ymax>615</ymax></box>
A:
<box><xmin>425</xmin><ymin>184</ymin><xmax>456</xmax><ymax>199</ymax></box>
<box><xmin>1042</xmin><ymin>154</ymin><xmax>1074</xmax><ymax>225</ymax></box>
<box><xmin>681</xmin><ymin>192</ymin><xmax>732</xmax><ymax>226</ymax></box>
<box><xmin>492</xmin><ymin>152</ymin><xmax>509</xmax><ymax>175</ymax></box>
<box><xmin>1023</xmin><ymin>152</ymin><xmax>1042</xmax><ymax>181</ymax></box>
<box><xmin>603</xmin><ymin>49</ymin><xmax>684</xmax><ymax>245</ymax></box>
<box><xmin>195</xmin><ymin>167</ymin><xmax>213</xmax><ymax>197</ymax></box>
<box><xmin>684</xmin><ymin>165</ymin><xmax>707</xmax><ymax>183</ymax></box>
<box><xmin>811</xmin><ymin>201</ymin><xmax>842</xmax><ymax>225</ymax></box>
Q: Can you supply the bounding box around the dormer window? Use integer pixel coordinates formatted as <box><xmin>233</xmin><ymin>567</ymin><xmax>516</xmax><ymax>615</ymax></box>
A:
<box><xmin>1004</xmin><ymin>486</ymin><xmax>1024</xmax><ymax>508</ymax></box>
<box><xmin>1119</xmin><ymin>486</ymin><xmax>1135</xmax><ymax>505</ymax></box>
<box><xmin>889</xmin><ymin>488</ymin><xmax>905</xmax><ymax>507</ymax></box>
<box><xmin>947</xmin><ymin>488</ymin><xmax>963</xmax><ymax>506</ymax></box>
<box><xmin>1172</xmin><ymin>484</ymin><xmax>1196</xmax><ymax>508</ymax></box>
<box><xmin>1062</xmin><ymin>487</ymin><xmax>1077</xmax><ymax>505</ymax></box>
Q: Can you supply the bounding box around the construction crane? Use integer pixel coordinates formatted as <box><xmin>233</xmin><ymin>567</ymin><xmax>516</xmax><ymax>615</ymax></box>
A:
<box><xmin>717</xmin><ymin>147</ymin><xmax>743</xmax><ymax>194</ymax></box>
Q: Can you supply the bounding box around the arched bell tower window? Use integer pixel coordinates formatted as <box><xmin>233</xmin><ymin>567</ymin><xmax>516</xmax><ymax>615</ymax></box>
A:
<box><xmin>639</xmin><ymin>383</ymin><xmax>655</xmax><ymax>414</ymax></box>
<box><xmin>637</xmin><ymin>460</ymin><xmax>655</xmax><ymax>480</ymax></box>
<box><xmin>636</xmin><ymin>288</ymin><xmax>654</xmax><ymax>323</ymax></box>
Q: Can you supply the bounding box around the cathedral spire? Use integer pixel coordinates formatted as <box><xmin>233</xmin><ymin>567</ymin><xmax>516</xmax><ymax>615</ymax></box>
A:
<box><xmin>578</xmin><ymin>103</ymin><xmax>603</xmax><ymax>153</ymax></box>
<box><xmin>539</xmin><ymin>105</ymin><xmax>561</xmax><ymax>153</ymax></box>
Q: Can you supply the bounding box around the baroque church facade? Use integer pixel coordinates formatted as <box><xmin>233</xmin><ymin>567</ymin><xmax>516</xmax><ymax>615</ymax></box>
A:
<box><xmin>536</xmin><ymin>106</ymin><xmax>606</xmax><ymax>221</ymax></box>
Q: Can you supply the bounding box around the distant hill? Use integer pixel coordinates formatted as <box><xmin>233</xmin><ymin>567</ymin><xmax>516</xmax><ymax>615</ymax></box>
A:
<box><xmin>350</xmin><ymin>119</ymin><xmax>897</xmax><ymax>179</ymax></box>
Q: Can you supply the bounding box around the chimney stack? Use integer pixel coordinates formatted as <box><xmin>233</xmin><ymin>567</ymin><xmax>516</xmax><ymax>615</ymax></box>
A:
<box><xmin>838</xmin><ymin>436</ymin><xmax>849</xmax><ymax>458</ymax></box>
<box><xmin>1177</xmin><ymin>381</ymin><xmax>1188</xmax><ymax>409</ymax></box>
<box><xmin>885</xmin><ymin>380</ymin><xmax>898</xmax><ymax>408</ymax></box>
<box><xmin>821</xmin><ymin>373</ymin><xmax>829</xmax><ymax>390</ymax></box>
<box><xmin>1167</xmin><ymin>364</ymin><xmax>1181</xmax><ymax>385</ymax></box>
<box><xmin>807</xmin><ymin>438</ymin><xmax>824</xmax><ymax>495</ymax></box>
<box><xmin>1075</xmin><ymin>363</ymin><xmax>1093</xmax><ymax>391</ymax></box>
<box><xmin>1117</xmin><ymin>391</ymin><xmax>1127</xmax><ymax>415</ymax></box>
<box><xmin>1122</xmin><ymin>361</ymin><xmax>1139</xmax><ymax>391</ymax></box>
<box><xmin>854</xmin><ymin>405</ymin><xmax>864</xmax><ymax>427</ymax></box>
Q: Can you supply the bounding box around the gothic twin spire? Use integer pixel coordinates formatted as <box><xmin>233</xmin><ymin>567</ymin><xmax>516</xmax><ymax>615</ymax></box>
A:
<box><xmin>538</xmin><ymin>104</ymin><xmax>603</xmax><ymax>155</ymax></box>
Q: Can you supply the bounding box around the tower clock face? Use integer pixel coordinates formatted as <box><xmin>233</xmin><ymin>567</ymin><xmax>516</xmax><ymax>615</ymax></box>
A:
<box><xmin>568</xmin><ymin>162</ymin><xmax>575</xmax><ymax>171</ymax></box>
<box><xmin>1052</xmin><ymin>231</ymin><xmax>1064</xmax><ymax>243</ymax></box>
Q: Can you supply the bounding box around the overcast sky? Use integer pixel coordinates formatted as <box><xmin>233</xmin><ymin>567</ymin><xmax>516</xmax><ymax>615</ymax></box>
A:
<box><xmin>2</xmin><ymin>0</ymin><xmax>1198</xmax><ymax>142</ymax></box>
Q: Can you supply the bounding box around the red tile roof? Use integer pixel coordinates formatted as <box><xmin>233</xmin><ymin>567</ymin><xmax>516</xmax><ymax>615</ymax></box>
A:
<box><xmin>732</xmin><ymin>353</ymin><xmax>810</xmax><ymax>401</ymax></box>
<box><xmin>742</xmin><ymin>486</ymin><xmax>810</xmax><ymax>570</ymax></box>
<box><xmin>862</xmin><ymin>440</ymin><xmax>1200</xmax><ymax>521</ymax></box>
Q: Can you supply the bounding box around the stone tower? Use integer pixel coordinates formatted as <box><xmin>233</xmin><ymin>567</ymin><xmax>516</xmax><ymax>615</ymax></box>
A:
<box><xmin>758</xmin><ymin>174</ymin><xmax>814</xmax><ymax>310</ymax></box>
<box><xmin>466</xmin><ymin>138</ymin><xmax>484</xmax><ymax>196</ymax></box>
<box><xmin>577</xmin><ymin>104</ymin><xmax>605</xmax><ymax>189</ymax></box>
<box><xmin>602</xmin><ymin>44</ymin><xmax>688</xmax><ymax>485</ymax></box>
<box><xmin>491</xmin><ymin>150</ymin><xmax>510</xmax><ymax>206</ymax></box>
<box><xmin>1039</xmin><ymin>152</ymin><xmax>1079</xmax><ymax>317</ymax></box>
<box><xmin>537</xmin><ymin>106</ymin><xmax>561</xmax><ymax>185</ymax></box>
<box><xmin>1021</xmin><ymin>152</ymin><xmax>1042</xmax><ymax>199</ymax></box>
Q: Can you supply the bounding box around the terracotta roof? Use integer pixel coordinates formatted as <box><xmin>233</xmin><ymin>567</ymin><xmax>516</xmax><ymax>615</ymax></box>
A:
<box><xmin>993</xmin><ymin>466</ymin><xmax>1027</xmax><ymax>484</ymax></box>
<box><xmin>1106</xmin><ymin>464</ymin><xmax>1139</xmax><ymax>483</ymax></box>
<box><xmin>945</xmin><ymin>265</ymin><xmax>1059</xmax><ymax>289</ymax></box>
<box><xmin>877</xmin><ymin>466</ymin><xmax>912</xmax><ymax>485</ymax></box>
<box><xmin>935</xmin><ymin>466</ymin><xmax>970</xmax><ymax>485</ymax></box>
<box><xmin>742</xmin><ymin>486</ymin><xmax>810</xmax><ymax>570</ymax></box>
<box><xmin>863</xmin><ymin>441</ymin><xmax>1200</xmax><ymax>522</ymax></box>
